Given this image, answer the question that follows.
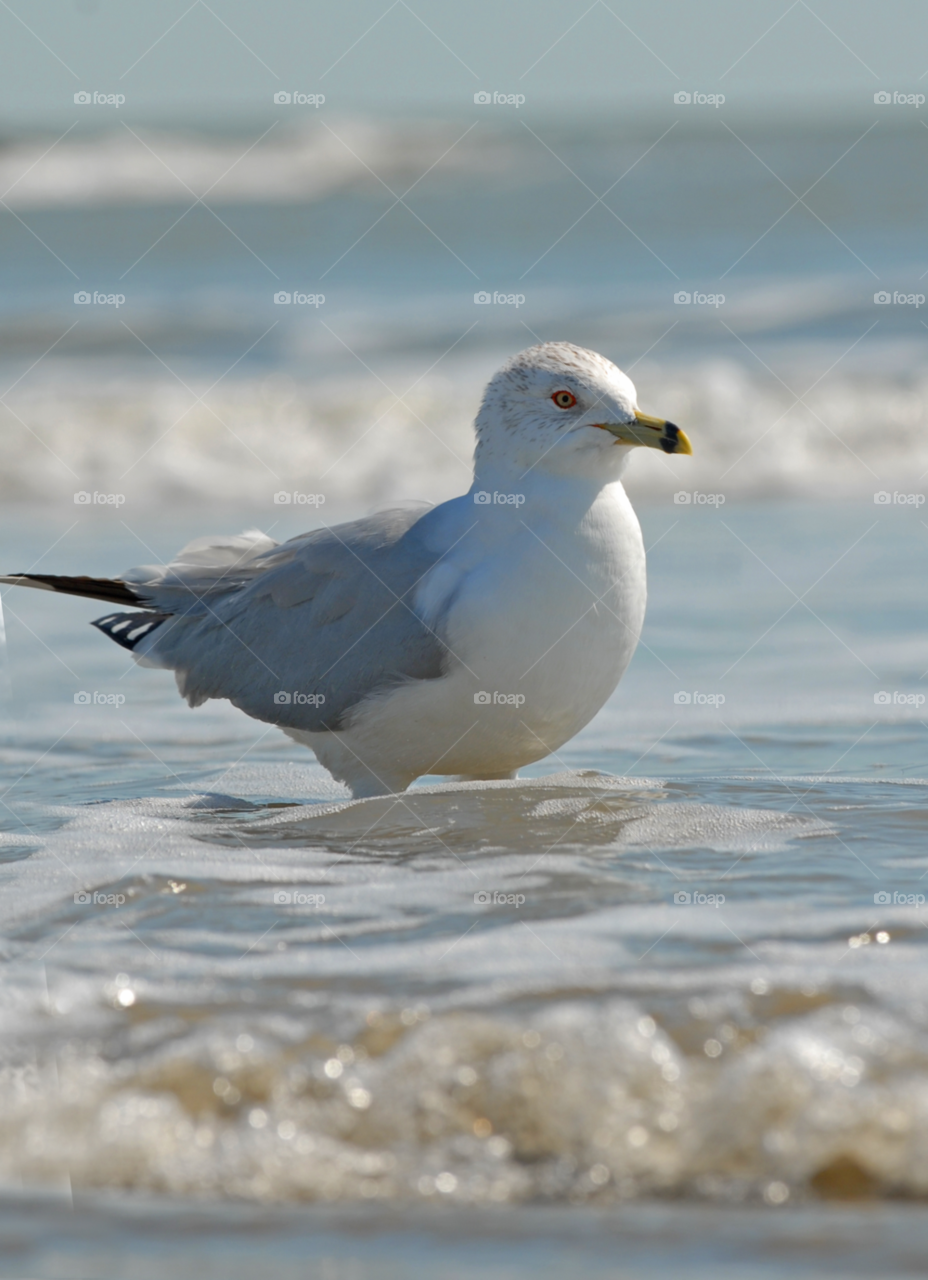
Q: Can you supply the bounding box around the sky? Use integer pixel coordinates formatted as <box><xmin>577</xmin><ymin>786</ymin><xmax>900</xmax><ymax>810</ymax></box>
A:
<box><xmin>1</xmin><ymin>0</ymin><xmax>927</xmax><ymax>129</ymax></box>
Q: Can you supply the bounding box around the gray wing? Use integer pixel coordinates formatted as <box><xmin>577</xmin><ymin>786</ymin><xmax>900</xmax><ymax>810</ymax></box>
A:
<box><xmin>127</xmin><ymin>507</ymin><xmax>447</xmax><ymax>731</ymax></box>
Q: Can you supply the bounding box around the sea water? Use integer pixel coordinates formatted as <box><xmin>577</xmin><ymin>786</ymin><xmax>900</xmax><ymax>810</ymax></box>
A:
<box><xmin>2</xmin><ymin>500</ymin><xmax>928</xmax><ymax>1276</ymax></box>
<box><xmin>2</xmin><ymin>113</ymin><xmax>928</xmax><ymax>1276</ymax></box>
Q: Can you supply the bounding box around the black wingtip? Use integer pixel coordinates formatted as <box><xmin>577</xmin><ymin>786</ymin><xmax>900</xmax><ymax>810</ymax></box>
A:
<box><xmin>1</xmin><ymin>573</ymin><xmax>143</xmax><ymax>606</ymax></box>
<box><xmin>92</xmin><ymin>611</ymin><xmax>169</xmax><ymax>652</ymax></box>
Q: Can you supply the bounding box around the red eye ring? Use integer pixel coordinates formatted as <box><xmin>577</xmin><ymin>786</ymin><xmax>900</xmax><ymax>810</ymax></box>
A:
<box><xmin>551</xmin><ymin>390</ymin><xmax>577</xmax><ymax>409</ymax></box>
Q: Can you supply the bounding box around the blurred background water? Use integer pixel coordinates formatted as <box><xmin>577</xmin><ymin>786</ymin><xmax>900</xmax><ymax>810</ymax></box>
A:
<box><xmin>2</xmin><ymin>2</ymin><xmax>928</xmax><ymax>1276</ymax></box>
<box><xmin>4</xmin><ymin>113</ymin><xmax>928</xmax><ymax>512</ymax></box>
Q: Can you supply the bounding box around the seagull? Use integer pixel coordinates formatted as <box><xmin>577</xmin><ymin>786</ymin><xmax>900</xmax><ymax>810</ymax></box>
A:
<box><xmin>2</xmin><ymin>343</ymin><xmax>690</xmax><ymax>798</ymax></box>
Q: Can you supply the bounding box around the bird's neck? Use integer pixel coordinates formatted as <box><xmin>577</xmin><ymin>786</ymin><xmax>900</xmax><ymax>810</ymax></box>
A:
<box><xmin>468</xmin><ymin>462</ymin><xmax>620</xmax><ymax>521</ymax></box>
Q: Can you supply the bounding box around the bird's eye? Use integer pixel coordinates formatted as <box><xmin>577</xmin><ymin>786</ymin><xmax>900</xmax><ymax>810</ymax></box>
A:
<box><xmin>551</xmin><ymin>390</ymin><xmax>577</xmax><ymax>409</ymax></box>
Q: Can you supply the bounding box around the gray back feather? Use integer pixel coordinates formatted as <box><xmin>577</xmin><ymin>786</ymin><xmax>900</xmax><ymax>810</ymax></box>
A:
<box><xmin>134</xmin><ymin>507</ymin><xmax>446</xmax><ymax>731</ymax></box>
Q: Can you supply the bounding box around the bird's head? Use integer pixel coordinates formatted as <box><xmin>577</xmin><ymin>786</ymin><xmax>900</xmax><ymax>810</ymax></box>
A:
<box><xmin>473</xmin><ymin>341</ymin><xmax>691</xmax><ymax>482</ymax></box>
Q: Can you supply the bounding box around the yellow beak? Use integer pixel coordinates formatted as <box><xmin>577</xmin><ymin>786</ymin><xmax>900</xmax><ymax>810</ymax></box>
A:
<box><xmin>597</xmin><ymin>410</ymin><xmax>693</xmax><ymax>456</ymax></box>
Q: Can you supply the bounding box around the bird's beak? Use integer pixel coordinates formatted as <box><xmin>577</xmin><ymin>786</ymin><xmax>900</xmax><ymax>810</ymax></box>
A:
<box><xmin>596</xmin><ymin>410</ymin><xmax>693</xmax><ymax>455</ymax></box>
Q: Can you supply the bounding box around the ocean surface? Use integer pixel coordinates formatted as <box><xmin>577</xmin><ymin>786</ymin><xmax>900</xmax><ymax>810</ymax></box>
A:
<box><xmin>2</xmin><ymin>112</ymin><xmax>928</xmax><ymax>1276</ymax></box>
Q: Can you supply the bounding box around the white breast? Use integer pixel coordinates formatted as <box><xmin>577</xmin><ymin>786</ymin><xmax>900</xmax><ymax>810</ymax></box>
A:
<box><xmin>440</xmin><ymin>479</ymin><xmax>646</xmax><ymax>744</ymax></box>
<box><xmin>309</xmin><ymin>479</ymin><xmax>646</xmax><ymax>788</ymax></box>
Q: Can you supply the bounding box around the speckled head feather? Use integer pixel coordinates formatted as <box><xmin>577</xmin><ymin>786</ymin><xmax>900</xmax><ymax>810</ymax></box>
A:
<box><xmin>473</xmin><ymin>342</ymin><xmax>640</xmax><ymax>478</ymax></box>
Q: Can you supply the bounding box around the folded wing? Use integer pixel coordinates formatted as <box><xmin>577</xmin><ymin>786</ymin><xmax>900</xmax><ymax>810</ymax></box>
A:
<box><xmin>133</xmin><ymin>508</ymin><xmax>448</xmax><ymax>731</ymax></box>
<box><xmin>3</xmin><ymin>509</ymin><xmax>449</xmax><ymax>733</ymax></box>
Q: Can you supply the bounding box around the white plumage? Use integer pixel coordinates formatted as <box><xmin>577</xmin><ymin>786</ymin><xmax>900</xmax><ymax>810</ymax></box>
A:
<box><xmin>2</xmin><ymin>343</ymin><xmax>691</xmax><ymax>797</ymax></box>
